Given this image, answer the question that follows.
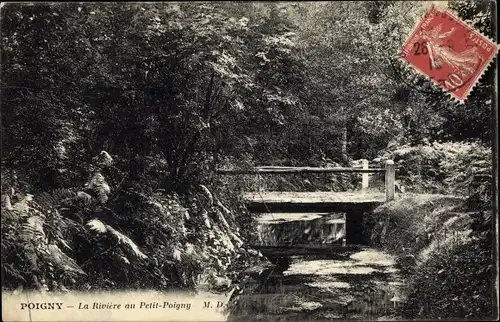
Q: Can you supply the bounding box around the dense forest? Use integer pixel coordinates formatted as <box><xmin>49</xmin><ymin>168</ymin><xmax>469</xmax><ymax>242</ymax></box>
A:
<box><xmin>1</xmin><ymin>1</ymin><xmax>496</xmax><ymax>320</ymax></box>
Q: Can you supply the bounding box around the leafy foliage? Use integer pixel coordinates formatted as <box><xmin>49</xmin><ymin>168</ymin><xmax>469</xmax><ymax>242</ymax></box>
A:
<box><xmin>1</xmin><ymin>152</ymin><xmax>259</xmax><ymax>292</ymax></box>
<box><xmin>375</xmin><ymin>141</ymin><xmax>491</xmax><ymax>194</ymax></box>
<box><xmin>368</xmin><ymin>189</ymin><xmax>493</xmax><ymax>319</ymax></box>
<box><xmin>403</xmin><ymin>209</ymin><xmax>493</xmax><ymax>319</ymax></box>
<box><xmin>1</xmin><ymin>2</ymin><xmax>493</xmax><ymax>183</ymax></box>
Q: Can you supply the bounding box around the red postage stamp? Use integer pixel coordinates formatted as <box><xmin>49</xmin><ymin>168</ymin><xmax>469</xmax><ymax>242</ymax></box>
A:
<box><xmin>400</xmin><ymin>5</ymin><xmax>499</xmax><ymax>102</ymax></box>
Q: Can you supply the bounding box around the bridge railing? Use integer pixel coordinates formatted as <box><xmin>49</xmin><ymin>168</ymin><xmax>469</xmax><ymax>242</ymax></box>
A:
<box><xmin>217</xmin><ymin>159</ymin><xmax>396</xmax><ymax>202</ymax></box>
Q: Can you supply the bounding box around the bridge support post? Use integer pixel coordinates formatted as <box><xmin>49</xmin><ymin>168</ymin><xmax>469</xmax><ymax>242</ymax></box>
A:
<box><xmin>362</xmin><ymin>159</ymin><xmax>369</xmax><ymax>189</ymax></box>
<box><xmin>385</xmin><ymin>160</ymin><xmax>395</xmax><ymax>201</ymax></box>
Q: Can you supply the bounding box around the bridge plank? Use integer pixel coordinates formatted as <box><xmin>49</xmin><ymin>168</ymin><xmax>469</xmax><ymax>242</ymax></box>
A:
<box><xmin>217</xmin><ymin>167</ymin><xmax>385</xmax><ymax>174</ymax></box>
<box><xmin>252</xmin><ymin>244</ymin><xmax>363</xmax><ymax>256</ymax></box>
<box><xmin>244</xmin><ymin>191</ymin><xmax>385</xmax><ymax>212</ymax></box>
<box><xmin>244</xmin><ymin>191</ymin><xmax>386</xmax><ymax>203</ymax></box>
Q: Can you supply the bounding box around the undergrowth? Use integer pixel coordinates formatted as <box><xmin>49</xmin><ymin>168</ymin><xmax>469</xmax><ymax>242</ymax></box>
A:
<box><xmin>1</xmin><ymin>152</ymin><xmax>264</xmax><ymax>293</ymax></box>
<box><xmin>367</xmin><ymin>175</ymin><xmax>494</xmax><ymax>319</ymax></box>
<box><xmin>374</xmin><ymin>141</ymin><xmax>491</xmax><ymax>194</ymax></box>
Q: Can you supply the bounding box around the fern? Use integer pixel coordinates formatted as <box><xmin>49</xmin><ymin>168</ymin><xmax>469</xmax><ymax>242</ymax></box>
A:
<box><xmin>76</xmin><ymin>191</ymin><xmax>93</xmax><ymax>206</ymax></box>
<box><xmin>87</xmin><ymin>219</ymin><xmax>148</xmax><ymax>260</ymax></box>
<box><xmin>44</xmin><ymin>244</ymin><xmax>86</xmax><ymax>275</ymax></box>
<box><xmin>2</xmin><ymin>263</ymin><xmax>27</xmax><ymax>283</ymax></box>
<box><xmin>3</xmin><ymin>190</ymin><xmax>87</xmax><ymax>287</ymax></box>
<box><xmin>1</xmin><ymin>209</ymin><xmax>18</xmax><ymax>221</ymax></box>
<box><xmin>19</xmin><ymin>216</ymin><xmax>46</xmax><ymax>244</ymax></box>
<box><xmin>44</xmin><ymin>209</ymin><xmax>73</xmax><ymax>251</ymax></box>
<box><xmin>88</xmin><ymin>173</ymin><xmax>111</xmax><ymax>204</ymax></box>
<box><xmin>87</xmin><ymin>218</ymin><xmax>107</xmax><ymax>233</ymax></box>
<box><xmin>1</xmin><ymin>194</ymin><xmax>14</xmax><ymax>210</ymax></box>
<box><xmin>2</xmin><ymin>150</ymin><xmax>250</xmax><ymax>292</ymax></box>
<box><xmin>16</xmin><ymin>216</ymin><xmax>46</xmax><ymax>275</ymax></box>
<box><xmin>9</xmin><ymin>195</ymin><xmax>34</xmax><ymax>218</ymax></box>
<box><xmin>96</xmin><ymin>150</ymin><xmax>114</xmax><ymax>167</ymax></box>
<box><xmin>35</xmin><ymin>189</ymin><xmax>76</xmax><ymax>209</ymax></box>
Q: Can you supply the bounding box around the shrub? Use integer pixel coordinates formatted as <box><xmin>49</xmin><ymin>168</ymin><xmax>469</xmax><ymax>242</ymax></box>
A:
<box><xmin>1</xmin><ymin>152</ymin><xmax>260</xmax><ymax>293</ymax></box>
<box><xmin>402</xmin><ymin>210</ymin><xmax>493</xmax><ymax>319</ymax></box>
<box><xmin>374</xmin><ymin>141</ymin><xmax>492</xmax><ymax>195</ymax></box>
<box><xmin>368</xmin><ymin>193</ymin><xmax>493</xmax><ymax>320</ymax></box>
<box><xmin>369</xmin><ymin>194</ymin><xmax>467</xmax><ymax>257</ymax></box>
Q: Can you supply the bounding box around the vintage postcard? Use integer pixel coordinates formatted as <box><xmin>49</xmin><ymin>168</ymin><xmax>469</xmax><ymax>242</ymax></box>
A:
<box><xmin>1</xmin><ymin>1</ymin><xmax>498</xmax><ymax>321</ymax></box>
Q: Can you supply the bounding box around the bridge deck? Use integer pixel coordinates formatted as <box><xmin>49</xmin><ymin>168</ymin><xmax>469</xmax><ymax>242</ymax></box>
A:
<box><xmin>252</xmin><ymin>244</ymin><xmax>363</xmax><ymax>257</ymax></box>
<box><xmin>244</xmin><ymin>191</ymin><xmax>386</xmax><ymax>212</ymax></box>
<box><xmin>245</xmin><ymin>191</ymin><xmax>386</xmax><ymax>203</ymax></box>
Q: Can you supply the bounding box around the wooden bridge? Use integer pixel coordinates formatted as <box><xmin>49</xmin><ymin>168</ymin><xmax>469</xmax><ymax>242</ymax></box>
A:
<box><xmin>217</xmin><ymin>160</ymin><xmax>396</xmax><ymax>212</ymax></box>
<box><xmin>217</xmin><ymin>160</ymin><xmax>396</xmax><ymax>252</ymax></box>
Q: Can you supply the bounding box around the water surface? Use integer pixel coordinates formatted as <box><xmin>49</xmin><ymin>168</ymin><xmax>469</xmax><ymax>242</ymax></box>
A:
<box><xmin>228</xmin><ymin>214</ymin><xmax>405</xmax><ymax>321</ymax></box>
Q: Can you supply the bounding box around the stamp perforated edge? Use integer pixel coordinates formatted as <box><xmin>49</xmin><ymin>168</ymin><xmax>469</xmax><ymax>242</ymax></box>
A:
<box><xmin>444</xmin><ymin>8</ymin><xmax>499</xmax><ymax>102</ymax></box>
<box><xmin>398</xmin><ymin>5</ymin><xmax>499</xmax><ymax>103</ymax></box>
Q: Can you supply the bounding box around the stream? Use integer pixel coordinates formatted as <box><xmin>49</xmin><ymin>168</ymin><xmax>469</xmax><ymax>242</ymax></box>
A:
<box><xmin>227</xmin><ymin>213</ymin><xmax>406</xmax><ymax>321</ymax></box>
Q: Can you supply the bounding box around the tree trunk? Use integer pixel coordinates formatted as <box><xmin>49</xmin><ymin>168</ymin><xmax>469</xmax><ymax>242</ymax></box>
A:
<box><xmin>341</xmin><ymin>125</ymin><xmax>348</xmax><ymax>163</ymax></box>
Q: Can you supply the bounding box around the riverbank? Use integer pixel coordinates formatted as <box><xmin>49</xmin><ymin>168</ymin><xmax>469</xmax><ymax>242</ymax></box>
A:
<box><xmin>367</xmin><ymin>194</ymin><xmax>494</xmax><ymax>319</ymax></box>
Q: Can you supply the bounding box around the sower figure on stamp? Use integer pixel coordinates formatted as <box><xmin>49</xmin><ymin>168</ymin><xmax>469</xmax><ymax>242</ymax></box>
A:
<box><xmin>421</xmin><ymin>24</ymin><xmax>482</xmax><ymax>76</ymax></box>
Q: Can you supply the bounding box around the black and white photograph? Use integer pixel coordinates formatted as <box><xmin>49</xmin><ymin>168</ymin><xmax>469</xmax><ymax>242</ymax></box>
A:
<box><xmin>1</xmin><ymin>1</ymin><xmax>498</xmax><ymax>321</ymax></box>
